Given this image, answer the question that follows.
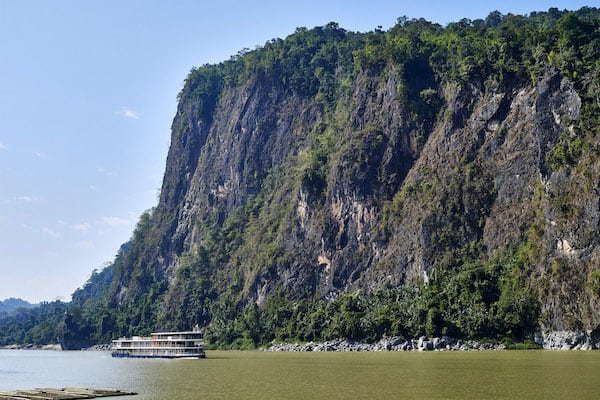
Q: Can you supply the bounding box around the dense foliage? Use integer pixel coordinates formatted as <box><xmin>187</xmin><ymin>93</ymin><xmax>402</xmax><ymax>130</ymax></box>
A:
<box><xmin>202</xmin><ymin>243</ymin><xmax>538</xmax><ymax>349</ymax></box>
<box><xmin>0</xmin><ymin>301</ymin><xmax>67</xmax><ymax>346</ymax></box>
<box><xmin>2</xmin><ymin>7</ymin><xmax>600</xmax><ymax>348</ymax></box>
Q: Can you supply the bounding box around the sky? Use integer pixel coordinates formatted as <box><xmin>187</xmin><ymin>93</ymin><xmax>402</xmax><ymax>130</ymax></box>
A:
<box><xmin>0</xmin><ymin>0</ymin><xmax>592</xmax><ymax>303</ymax></box>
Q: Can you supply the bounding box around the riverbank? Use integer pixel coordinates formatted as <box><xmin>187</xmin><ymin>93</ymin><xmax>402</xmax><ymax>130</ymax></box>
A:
<box><xmin>2</xmin><ymin>331</ymin><xmax>597</xmax><ymax>352</ymax></box>
<box><xmin>264</xmin><ymin>336</ymin><xmax>507</xmax><ymax>352</ymax></box>
<box><xmin>0</xmin><ymin>343</ymin><xmax>111</xmax><ymax>351</ymax></box>
<box><xmin>0</xmin><ymin>344</ymin><xmax>61</xmax><ymax>350</ymax></box>
<box><xmin>264</xmin><ymin>331</ymin><xmax>600</xmax><ymax>352</ymax></box>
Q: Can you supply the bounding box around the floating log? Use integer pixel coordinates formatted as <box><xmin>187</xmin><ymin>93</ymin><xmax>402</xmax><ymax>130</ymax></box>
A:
<box><xmin>0</xmin><ymin>388</ymin><xmax>136</xmax><ymax>400</ymax></box>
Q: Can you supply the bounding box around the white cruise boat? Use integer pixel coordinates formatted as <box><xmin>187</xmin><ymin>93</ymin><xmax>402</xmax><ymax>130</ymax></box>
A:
<box><xmin>111</xmin><ymin>326</ymin><xmax>206</xmax><ymax>359</ymax></box>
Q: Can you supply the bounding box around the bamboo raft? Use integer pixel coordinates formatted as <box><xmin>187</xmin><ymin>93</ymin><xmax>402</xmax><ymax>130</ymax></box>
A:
<box><xmin>0</xmin><ymin>387</ymin><xmax>136</xmax><ymax>400</ymax></box>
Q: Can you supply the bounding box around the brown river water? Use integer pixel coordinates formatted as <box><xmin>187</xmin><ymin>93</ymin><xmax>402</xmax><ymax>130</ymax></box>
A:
<box><xmin>1</xmin><ymin>349</ymin><xmax>599</xmax><ymax>399</ymax></box>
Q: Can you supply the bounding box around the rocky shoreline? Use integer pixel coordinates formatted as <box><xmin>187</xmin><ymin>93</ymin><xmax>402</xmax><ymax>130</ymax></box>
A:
<box><xmin>537</xmin><ymin>331</ymin><xmax>598</xmax><ymax>350</ymax></box>
<box><xmin>82</xmin><ymin>343</ymin><xmax>113</xmax><ymax>351</ymax></box>
<box><xmin>264</xmin><ymin>336</ymin><xmax>506</xmax><ymax>352</ymax></box>
<box><xmin>0</xmin><ymin>343</ymin><xmax>111</xmax><ymax>351</ymax></box>
<box><xmin>0</xmin><ymin>344</ymin><xmax>61</xmax><ymax>350</ymax></box>
<box><xmin>2</xmin><ymin>331</ymin><xmax>597</xmax><ymax>352</ymax></box>
<box><xmin>265</xmin><ymin>331</ymin><xmax>600</xmax><ymax>352</ymax></box>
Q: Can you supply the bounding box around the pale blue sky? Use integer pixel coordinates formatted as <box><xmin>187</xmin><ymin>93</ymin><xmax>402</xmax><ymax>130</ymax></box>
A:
<box><xmin>0</xmin><ymin>0</ymin><xmax>592</xmax><ymax>303</ymax></box>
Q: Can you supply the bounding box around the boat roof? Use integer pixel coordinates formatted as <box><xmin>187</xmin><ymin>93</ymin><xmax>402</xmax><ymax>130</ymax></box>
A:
<box><xmin>151</xmin><ymin>331</ymin><xmax>203</xmax><ymax>335</ymax></box>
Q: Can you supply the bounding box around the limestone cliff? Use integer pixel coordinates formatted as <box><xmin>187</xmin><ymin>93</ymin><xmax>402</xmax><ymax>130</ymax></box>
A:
<box><xmin>71</xmin><ymin>9</ymin><xmax>600</xmax><ymax>345</ymax></box>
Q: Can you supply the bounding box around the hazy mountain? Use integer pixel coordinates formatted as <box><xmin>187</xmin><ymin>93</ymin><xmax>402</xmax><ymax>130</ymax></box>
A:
<box><xmin>0</xmin><ymin>298</ymin><xmax>35</xmax><ymax>314</ymax></box>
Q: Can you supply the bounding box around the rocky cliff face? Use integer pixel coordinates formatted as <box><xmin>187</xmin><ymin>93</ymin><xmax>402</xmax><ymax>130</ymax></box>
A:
<box><xmin>155</xmin><ymin>65</ymin><xmax>598</xmax><ymax>328</ymax></box>
<box><xmin>81</xmin><ymin>11</ymin><xmax>600</xmax><ymax>345</ymax></box>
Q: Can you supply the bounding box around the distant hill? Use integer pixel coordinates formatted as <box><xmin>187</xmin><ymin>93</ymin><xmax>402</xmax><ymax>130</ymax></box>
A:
<box><xmin>0</xmin><ymin>298</ymin><xmax>36</xmax><ymax>314</ymax></box>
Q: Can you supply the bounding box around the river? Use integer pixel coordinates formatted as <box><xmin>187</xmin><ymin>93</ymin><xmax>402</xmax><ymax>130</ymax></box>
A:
<box><xmin>1</xmin><ymin>350</ymin><xmax>599</xmax><ymax>399</ymax></box>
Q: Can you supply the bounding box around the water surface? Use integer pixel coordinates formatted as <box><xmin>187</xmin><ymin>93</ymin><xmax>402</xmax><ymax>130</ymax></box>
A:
<box><xmin>1</xmin><ymin>350</ymin><xmax>599</xmax><ymax>399</ymax></box>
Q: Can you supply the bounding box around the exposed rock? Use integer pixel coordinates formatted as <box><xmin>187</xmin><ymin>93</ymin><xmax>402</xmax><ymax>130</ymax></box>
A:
<box><xmin>264</xmin><ymin>336</ymin><xmax>510</xmax><ymax>352</ymax></box>
<box><xmin>83</xmin><ymin>344</ymin><xmax>113</xmax><ymax>351</ymax></box>
<box><xmin>538</xmin><ymin>331</ymin><xmax>597</xmax><ymax>350</ymax></box>
<box><xmin>156</xmin><ymin>64</ymin><xmax>599</xmax><ymax>340</ymax></box>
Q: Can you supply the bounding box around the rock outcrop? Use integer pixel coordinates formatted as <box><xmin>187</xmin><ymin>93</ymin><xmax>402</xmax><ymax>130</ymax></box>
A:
<box><xmin>151</xmin><ymin>65</ymin><xmax>599</xmax><ymax>334</ymax></box>
<box><xmin>265</xmin><ymin>336</ymin><xmax>508</xmax><ymax>352</ymax></box>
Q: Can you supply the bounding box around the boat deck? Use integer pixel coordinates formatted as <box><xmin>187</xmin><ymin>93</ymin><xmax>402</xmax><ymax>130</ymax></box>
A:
<box><xmin>0</xmin><ymin>387</ymin><xmax>136</xmax><ymax>399</ymax></box>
